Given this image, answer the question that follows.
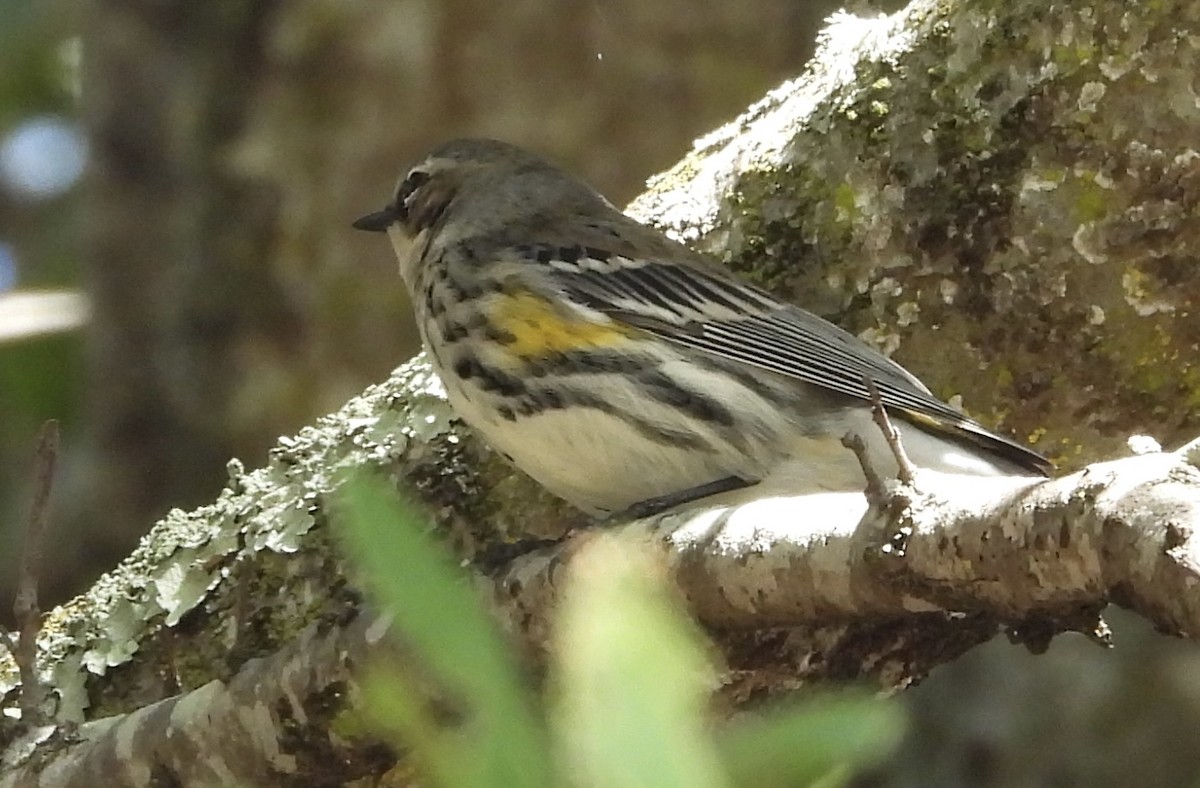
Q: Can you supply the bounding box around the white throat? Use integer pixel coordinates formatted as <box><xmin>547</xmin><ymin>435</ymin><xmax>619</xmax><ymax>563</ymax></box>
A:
<box><xmin>387</xmin><ymin>225</ymin><xmax>429</xmax><ymax>289</ymax></box>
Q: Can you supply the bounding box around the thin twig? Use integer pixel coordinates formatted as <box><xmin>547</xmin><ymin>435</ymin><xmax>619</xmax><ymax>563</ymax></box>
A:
<box><xmin>863</xmin><ymin>377</ymin><xmax>917</xmax><ymax>486</ymax></box>
<box><xmin>11</xmin><ymin>419</ymin><xmax>59</xmax><ymax>723</ymax></box>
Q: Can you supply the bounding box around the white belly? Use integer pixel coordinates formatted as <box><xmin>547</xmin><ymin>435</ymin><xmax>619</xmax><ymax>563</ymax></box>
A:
<box><xmin>441</xmin><ymin>371</ymin><xmax>767</xmax><ymax>515</ymax></box>
<box><xmin>430</xmin><ymin>354</ymin><xmax>1034</xmax><ymax>516</ymax></box>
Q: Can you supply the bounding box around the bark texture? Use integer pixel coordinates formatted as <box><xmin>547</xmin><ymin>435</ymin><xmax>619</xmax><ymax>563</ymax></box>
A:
<box><xmin>4</xmin><ymin>0</ymin><xmax>1200</xmax><ymax>783</ymax></box>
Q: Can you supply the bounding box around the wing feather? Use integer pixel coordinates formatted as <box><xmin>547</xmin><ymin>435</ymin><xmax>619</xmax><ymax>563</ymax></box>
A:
<box><xmin>507</xmin><ymin>242</ymin><xmax>1049</xmax><ymax>475</ymax></box>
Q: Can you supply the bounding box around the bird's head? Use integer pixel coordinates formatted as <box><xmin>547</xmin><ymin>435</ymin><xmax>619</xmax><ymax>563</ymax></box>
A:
<box><xmin>353</xmin><ymin>138</ymin><xmax>615</xmax><ymax>282</ymax></box>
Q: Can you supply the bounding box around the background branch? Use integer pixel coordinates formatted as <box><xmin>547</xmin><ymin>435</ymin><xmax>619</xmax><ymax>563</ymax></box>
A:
<box><xmin>0</xmin><ymin>420</ymin><xmax>58</xmax><ymax>725</ymax></box>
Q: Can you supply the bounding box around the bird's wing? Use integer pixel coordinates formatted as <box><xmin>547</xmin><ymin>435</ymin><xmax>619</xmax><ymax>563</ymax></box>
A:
<box><xmin>509</xmin><ymin>242</ymin><xmax>1050</xmax><ymax>475</ymax></box>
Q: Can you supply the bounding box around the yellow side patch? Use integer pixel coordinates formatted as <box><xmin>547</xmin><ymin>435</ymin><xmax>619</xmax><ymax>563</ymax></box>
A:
<box><xmin>489</xmin><ymin>292</ymin><xmax>633</xmax><ymax>357</ymax></box>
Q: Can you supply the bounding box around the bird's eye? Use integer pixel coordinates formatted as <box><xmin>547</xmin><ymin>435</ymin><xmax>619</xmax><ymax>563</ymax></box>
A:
<box><xmin>395</xmin><ymin>169</ymin><xmax>431</xmax><ymax>208</ymax></box>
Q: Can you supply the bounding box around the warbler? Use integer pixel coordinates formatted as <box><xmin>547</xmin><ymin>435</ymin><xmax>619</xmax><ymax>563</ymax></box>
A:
<box><xmin>353</xmin><ymin>138</ymin><xmax>1050</xmax><ymax>517</ymax></box>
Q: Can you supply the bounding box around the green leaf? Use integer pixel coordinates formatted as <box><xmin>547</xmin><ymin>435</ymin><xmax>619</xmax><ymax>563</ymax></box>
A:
<box><xmin>719</xmin><ymin>691</ymin><xmax>905</xmax><ymax>787</ymax></box>
<box><xmin>360</xmin><ymin>667</ymin><xmax>479</xmax><ymax>787</ymax></box>
<box><xmin>551</xmin><ymin>534</ymin><xmax>729</xmax><ymax>788</ymax></box>
<box><xmin>336</xmin><ymin>474</ymin><xmax>551</xmax><ymax>788</ymax></box>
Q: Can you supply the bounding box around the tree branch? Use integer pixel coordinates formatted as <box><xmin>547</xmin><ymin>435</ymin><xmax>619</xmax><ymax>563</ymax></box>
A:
<box><xmin>488</xmin><ymin>448</ymin><xmax>1200</xmax><ymax>661</ymax></box>
<box><xmin>0</xmin><ymin>612</ymin><xmax>390</xmax><ymax>787</ymax></box>
<box><xmin>5</xmin><ymin>0</ymin><xmax>1200</xmax><ymax>782</ymax></box>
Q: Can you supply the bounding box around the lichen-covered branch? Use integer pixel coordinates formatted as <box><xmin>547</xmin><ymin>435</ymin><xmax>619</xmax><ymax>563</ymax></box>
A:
<box><xmin>4</xmin><ymin>0</ymin><xmax>1200</xmax><ymax>783</ymax></box>
<box><xmin>0</xmin><ymin>612</ymin><xmax>388</xmax><ymax>787</ymax></box>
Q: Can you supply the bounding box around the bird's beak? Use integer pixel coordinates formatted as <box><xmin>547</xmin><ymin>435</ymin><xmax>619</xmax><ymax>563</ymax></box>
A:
<box><xmin>352</xmin><ymin>204</ymin><xmax>400</xmax><ymax>232</ymax></box>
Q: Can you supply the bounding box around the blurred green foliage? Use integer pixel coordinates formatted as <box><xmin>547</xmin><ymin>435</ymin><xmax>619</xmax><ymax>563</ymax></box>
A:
<box><xmin>0</xmin><ymin>332</ymin><xmax>79</xmax><ymax>430</ymax></box>
<box><xmin>0</xmin><ymin>0</ymin><xmax>75</xmax><ymax>128</ymax></box>
<box><xmin>0</xmin><ymin>0</ymin><xmax>86</xmax><ymax>614</ymax></box>
<box><xmin>341</xmin><ymin>475</ymin><xmax>552</xmax><ymax>788</ymax></box>
<box><xmin>337</xmin><ymin>475</ymin><xmax>904</xmax><ymax>787</ymax></box>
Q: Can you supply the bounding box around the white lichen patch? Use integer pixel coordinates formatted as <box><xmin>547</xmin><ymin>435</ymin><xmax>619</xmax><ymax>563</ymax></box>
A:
<box><xmin>1122</xmin><ymin>270</ymin><xmax>1177</xmax><ymax>316</ymax></box>
<box><xmin>896</xmin><ymin>301</ymin><xmax>921</xmax><ymax>327</ymax></box>
<box><xmin>49</xmin><ymin>653</ymin><xmax>88</xmax><ymax>722</ymax></box>
<box><xmin>1</xmin><ymin>354</ymin><xmax>462</xmax><ymax>723</ymax></box>
<box><xmin>1072</xmin><ymin>223</ymin><xmax>1109</xmax><ymax>265</ymax></box>
<box><xmin>1020</xmin><ymin>169</ymin><xmax>1065</xmax><ymax>194</ymax></box>
<box><xmin>939</xmin><ymin>279</ymin><xmax>959</xmax><ymax>305</ymax></box>
<box><xmin>1077</xmin><ymin>81</ymin><xmax>1107</xmax><ymax>113</ymax></box>
<box><xmin>82</xmin><ymin>595</ymin><xmax>142</xmax><ymax>670</ymax></box>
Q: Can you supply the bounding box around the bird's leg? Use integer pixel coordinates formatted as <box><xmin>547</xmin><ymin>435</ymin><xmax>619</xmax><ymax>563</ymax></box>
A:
<box><xmin>608</xmin><ymin>475</ymin><xmax>755</xmax><ymax>523</ymax></box>
<box><xmin>863</xmin><ymin>376</ymin><xmax>917</xmax><ymax>485</ymax></box>
<box><xmin>473</xmin><ymin>537</ymin><xmax>564</xmax><ymax>573</ymax></box>
<box><xmin>840</xmin><ymin>431</ymin><xmax>885</xmax><ymax>499</ymax></box>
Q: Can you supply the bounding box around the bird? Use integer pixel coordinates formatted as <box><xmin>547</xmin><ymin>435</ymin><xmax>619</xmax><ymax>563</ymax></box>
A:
<box><xmin>353</xmin><ymin>138</ymin><xmax>1051</xmax><ymax>518</ymax></box>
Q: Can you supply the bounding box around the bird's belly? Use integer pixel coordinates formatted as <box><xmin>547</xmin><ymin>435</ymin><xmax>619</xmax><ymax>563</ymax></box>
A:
<box><xmin>448</xmin><ymin>387</ymin><xmax>743</xmax><ymax>514</ymax></box>
<box><xmin>435</xmin><ymin>364</ymin><xmax>880</xmax><ymax>514</ymax></box>
<box><xmin>428</xmin><ymin>346</ymin><xmax>1037</xmax><ymax>516</ymax></box>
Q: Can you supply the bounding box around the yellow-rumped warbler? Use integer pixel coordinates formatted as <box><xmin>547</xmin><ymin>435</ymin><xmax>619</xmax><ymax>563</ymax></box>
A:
<box><xmin>354</xmin><ymin>138</ymin><xmax>1050</xmax><ymax>517</ymax></box>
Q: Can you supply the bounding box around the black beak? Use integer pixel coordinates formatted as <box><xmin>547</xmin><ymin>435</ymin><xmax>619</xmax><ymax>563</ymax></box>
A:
<box><xmin>352</xmin><ymin>205</ymin><xmax>399</xmax><ymax>232</ymax></box>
